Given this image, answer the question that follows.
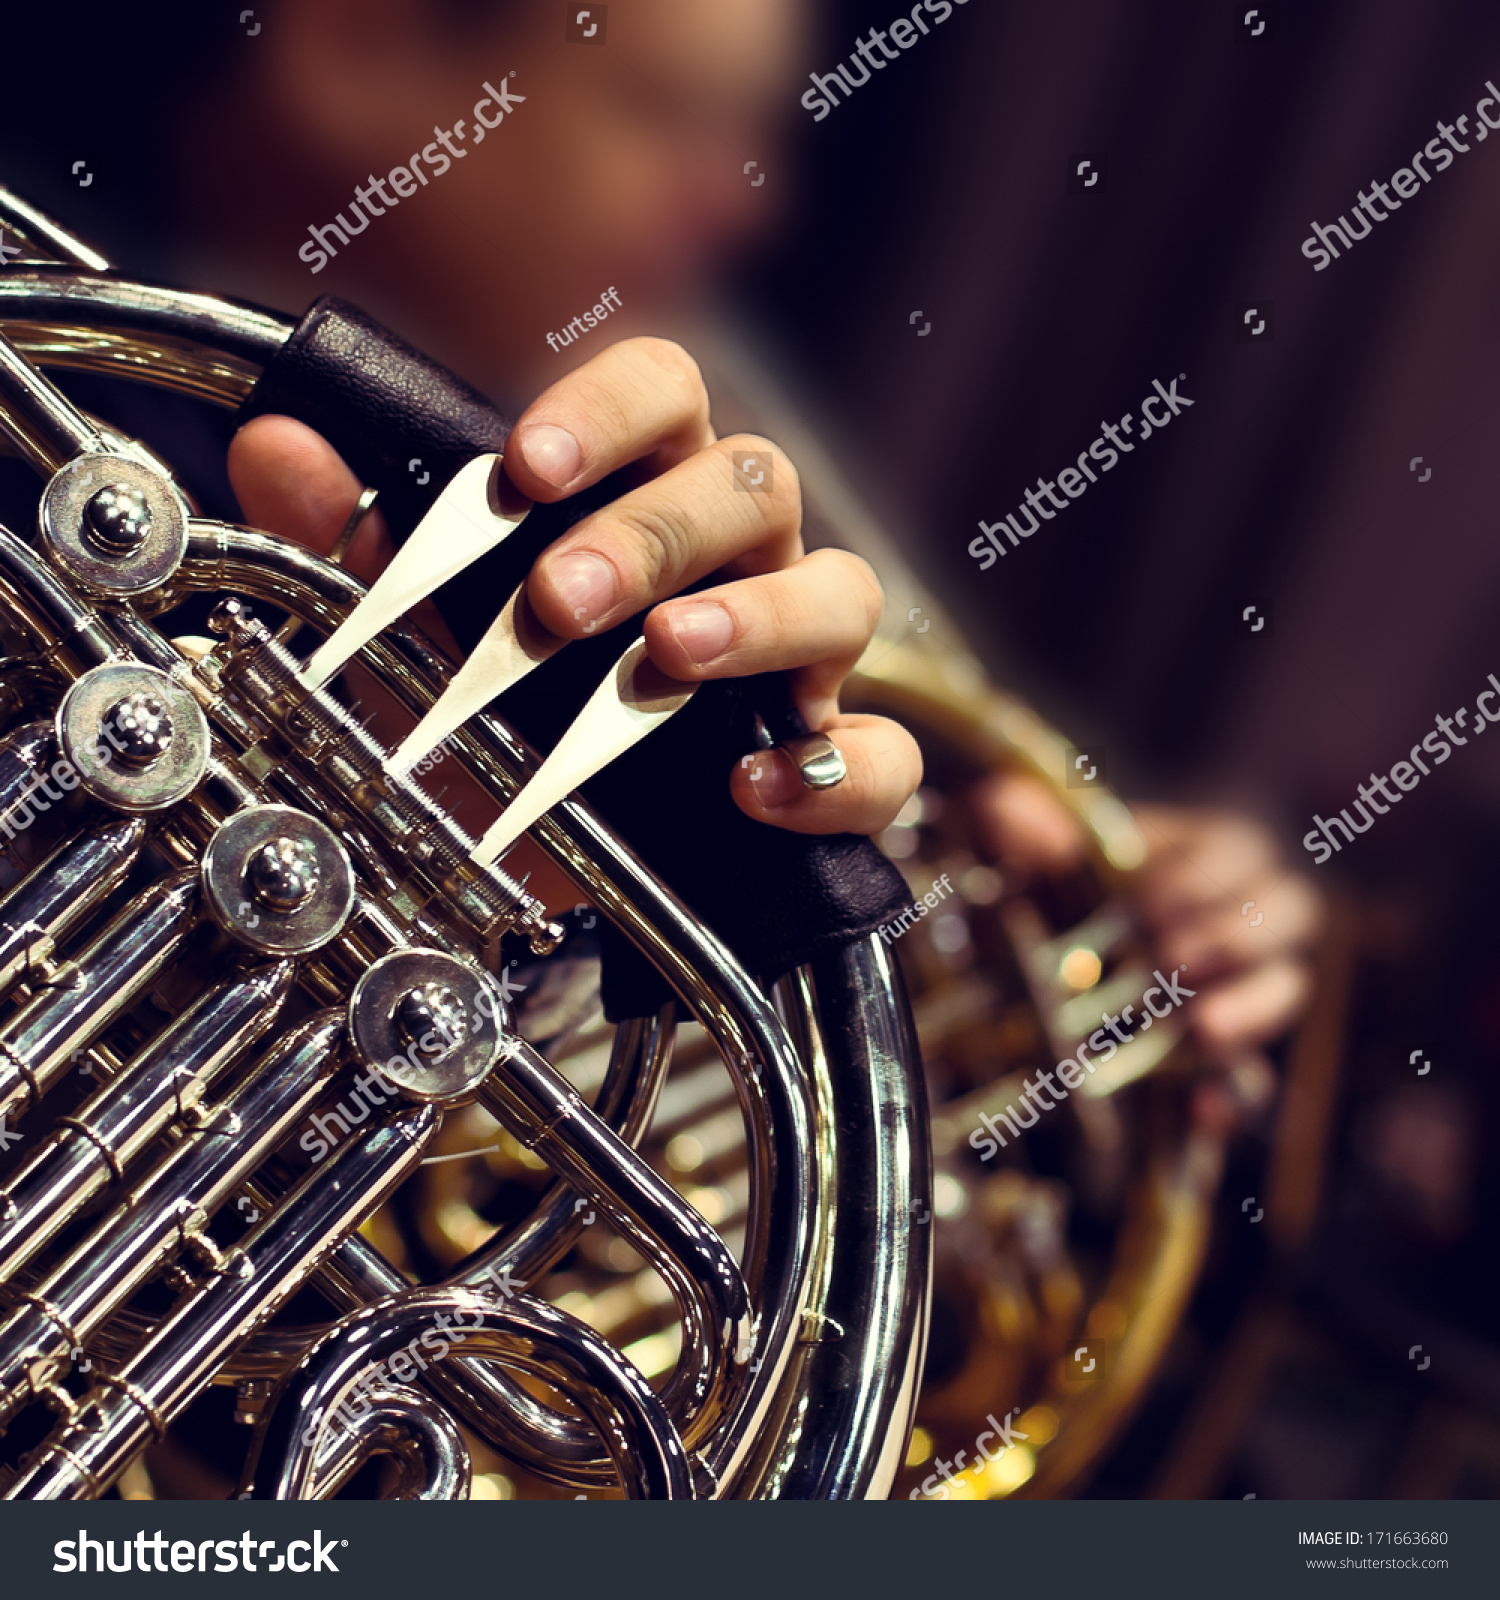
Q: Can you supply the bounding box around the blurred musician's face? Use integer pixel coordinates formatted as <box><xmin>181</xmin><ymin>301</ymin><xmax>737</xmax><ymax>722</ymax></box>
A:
<box><xmin>212</xmin><ymin>0</ymin><xmax>803</xmax><ymax>385</ymax></box>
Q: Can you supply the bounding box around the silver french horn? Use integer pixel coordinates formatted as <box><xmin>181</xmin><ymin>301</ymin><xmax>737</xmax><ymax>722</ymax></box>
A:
<box><xmin>0</xmin><ymin>188</ymin><xmax>931</xmax><ymax>1501</ymax></box>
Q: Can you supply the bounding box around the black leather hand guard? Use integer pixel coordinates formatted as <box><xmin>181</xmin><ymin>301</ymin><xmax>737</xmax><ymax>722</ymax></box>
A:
<box><xmin>238</xmin><ymin>297</ymin><xmax>913</xmax><ymax>1016</ymax></box>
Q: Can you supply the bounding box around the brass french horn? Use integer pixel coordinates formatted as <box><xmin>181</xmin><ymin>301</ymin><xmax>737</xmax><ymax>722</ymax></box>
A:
<box><xmin>847</xmin><ymin>643</ymin><xmax>1222</xmax><ymax>1499</ymax></box>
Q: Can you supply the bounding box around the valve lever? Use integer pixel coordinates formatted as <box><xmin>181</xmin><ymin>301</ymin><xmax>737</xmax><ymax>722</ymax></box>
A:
<box><xmin>386</xmin><ymin>580</ymin><xmax>563</xmax><ymax>779</ymax></box>
<box><xmin>469</xmin><ymin>639</ymin><xmax>695</xmax><ymax>868</ymax></box>
<box><xmin>299</xmin><ymin>454</ymin><xmax>529</xmax><ymax>692</ymax></box>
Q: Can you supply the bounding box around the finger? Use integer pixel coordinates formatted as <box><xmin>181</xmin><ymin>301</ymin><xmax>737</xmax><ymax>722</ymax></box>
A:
<box><xmin>1131</xmin><ymin>805</ymin><xmax>1282</xmax><ymax>917</ymax></box>
<box><xmin>227</xmin><ymin>414</ymin><xmax>395</xmax><ymax>584</ymax></box>
<box><xmin>1192</xmin><ymin>956</ymin><xmax>1312</xmax><ymax>1061</ymax></box>
<box><xmin>503</xmin><ymin>337</ymin><xmax>715</xmax><ymax>500</ymax></box>
<box><xmin>528</xmin><ymin>434</ymin><xmax>801</xmax><ymax>640</ymax></box>
<box><xmin>971</xmin><ymin>771</ymin><xmax>1088</xmax><ymax>874</ymax></box>
<box><xmin>226</xmin><ymin>413</ymin><xmax>462</xmax><ymax>663</ymax></box>
<box><xmin>729</xmin><ymin>714</ymin><xmax>922</xmax><ymax>837</ymax></box>
<box><xmin>1153</xmin><ymin>873</ymin><xmax>1324</xmax><ymax>973</ymax></box>
<box><xmin>1190</xmin><ymin>1053</ymin><xmax>1278</xmax><ymax>1135</ymax></box>
<box><xmin>1130</xmin><ymin>803</ymin><xmax>1257</xmax><ymax>854</ymax></box>
<box><xmin>643</xmin><ymin>549</ymin><xmax>882</xmax><ymax>712</ymax></box>
<box><xmin>1221</xmin><ymin>1053</ymin><xmax>1279</xmax><ymax>1119</ymax></box>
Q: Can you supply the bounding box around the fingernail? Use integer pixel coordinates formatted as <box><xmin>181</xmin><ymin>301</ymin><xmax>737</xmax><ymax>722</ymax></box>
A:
<box><xmin>783</xmin><ymin>732</ymin><xmax>846</xmax><ymax>790</ymax></box>
<box><xmin>549</xmin><ymin>550</ymin><xmax>617</xmax><ymax>626</ymax></box>
<box><xmin>746</xmin><ymin>748</ymin><xmax>802</xmax><ymax>810</ymax></box>
<box><xmin>521</xmin><ymin>423</ymin><xmax>583</xmax><ymax>487</ymax></box>
<box><xmin>665</xmin><ymin>601</ymin><xmax>735</xmax><ymax>664</ymax></box>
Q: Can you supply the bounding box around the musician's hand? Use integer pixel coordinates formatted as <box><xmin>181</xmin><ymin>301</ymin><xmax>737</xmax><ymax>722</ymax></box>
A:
<box><xmin>974</xmin><ymin>773</ymin><xmax>1324</xmax><ymax>1117</ymax></box>
<box><xmin>227</xmin><ymin>337</ymin><xmax>920</xmax><ymax>839</ymax></box>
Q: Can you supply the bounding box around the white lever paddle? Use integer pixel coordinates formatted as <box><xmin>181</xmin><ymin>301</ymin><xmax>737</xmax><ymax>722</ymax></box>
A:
<box><xmin>385</xmin><ymin>580</ymin><xmax>563</xmax><ymax>780</ymax></box>
<box><xmin>469</xmin><ymin>638</ymin><xmax>696</xmax><ymax>869</ymax></box>
<box><xmin>299</xmin><ymin>454</ymin><xmax>530</xmax><ymax>692</ymax></box>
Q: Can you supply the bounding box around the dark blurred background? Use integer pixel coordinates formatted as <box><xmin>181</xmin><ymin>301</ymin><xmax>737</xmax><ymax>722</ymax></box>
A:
<box><xmin>3</xmin><ymin>0</ymin><xmax>1499</xmax><ymax>1498</ymax></box>
<box><xmin>746</xmin><ymin>0</ymin><xmax>1500</xmax><ymax>1499</ymax></box>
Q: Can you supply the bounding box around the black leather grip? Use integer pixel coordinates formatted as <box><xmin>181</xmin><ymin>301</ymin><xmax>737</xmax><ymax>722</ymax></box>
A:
<box><xmin>238</xmin><ymin>297</ymin><xmax>511</xmax><ymax>545</ymax></box>
<box><xmin>238</xmin><ymin>298</ymin><xmax>913</xmax><ymax>1016</ymax></box>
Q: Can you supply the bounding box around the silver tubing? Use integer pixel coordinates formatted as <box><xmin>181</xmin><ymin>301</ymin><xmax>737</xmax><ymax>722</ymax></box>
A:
<box><xmin>250</xmin><ymin>1288</ymin><xmax>692</xmax><ymax>1501</ymax></box>
<box><xmin>462</xmin><ymin>1005</ymin><xmax>676</xmax><ymax>1287</ymax></box>
<box><xmin>0</xmin><ymin>329</ymin><xmax>104</xmax><ymax>471</ymax></box>
<box><xmin>171</xmin><ymin>521</ymin><xmax>821</xmax><ymax>1497</ymax></box>
<box><xmin>0</xmin><ymin>269</ymin><xmax>292</xmax><ymax>368</ymax></box>
<box><xmin>228</xmin><ymin>1007</ymin><xmax>744</xmax><ymax>1490</ymax></box>
<box><xmin>0</xmin><ymin>267</ymin><xmax>931</xmax><ymax>1501</ymax></box>
<box><xmin>304</xmin><ymin>1385</ymin><xmax>471</xmax><ymax>1501</ymax></box>
<box><xmin>0</xmin><ymin>871</ymin><xmax>200</xmax><ymax>1123</ymax></box>
<box><xmin>0</xmin><ymin>962</ymin><xmax>294</xmax><ymax>1280</ymax></box>
<box><xmin>0</xmin><ymin>1012</ymin><xmax>346</xmax><ymax>1428</ymax></box>
<box><xmin>308</xmin><ymin>1010</ymin><xmax>676</xmax><ymax>1480</ymax></box>
<box><xmin>0</xmin><ymin>723</ymin><xmax>58</xmax><ymax>832</ymax></box>
<box><xmin>0</xmin><ymin>191</ymin><xmax>109</xmax><ymax>271</ymax></box>
<box><xmin>0</xmin><ymin>817</ymin><xmax>146</xmax><ymax>993</ymax></box>
<box><xmin>0</xmin><ymin>523</ymin><xmax>124</xmax><ymax>672</ymax></box>
<box><xmin>6</xmin><ymin>1108</ymin><xmax>438</xmax><ymax>1500</ymax></box>
<box><xmin>473</xmin><ymin>1036</ymin><xmax>754</xmax><ymax>1446</ymax></box>
<box><xmin>755</xmin><ymin>934</ymin><xmax>932</xmax><ymax>1498</ymax></box>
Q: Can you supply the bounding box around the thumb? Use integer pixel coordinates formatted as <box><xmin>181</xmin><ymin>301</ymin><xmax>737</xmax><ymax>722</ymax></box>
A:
<box><xmin>971</xmin><ymin>771</ymin><xmax>1088</xmax><ymax>875</ymax></box>
<box><xmin>226</xmin><ymin>413</ymin><xmax>464</xmax><ymax>664</ymax></box>
<box><xmin>227</xmin><ymin>413</ymin><xmax>395</xmax><ymax>586</ymax></box>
